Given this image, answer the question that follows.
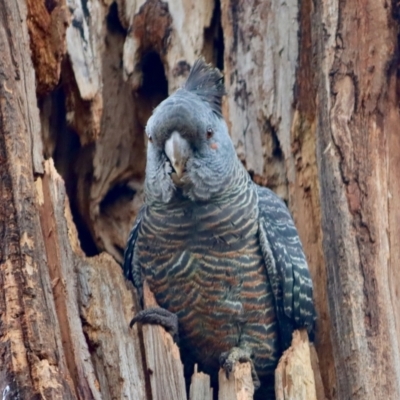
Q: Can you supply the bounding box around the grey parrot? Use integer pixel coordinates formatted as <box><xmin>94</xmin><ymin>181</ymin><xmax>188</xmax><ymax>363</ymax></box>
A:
<box><xmin>123</xmin><ymin>58</ymin><xmax>316</xmax><ymax>397</ymax></box>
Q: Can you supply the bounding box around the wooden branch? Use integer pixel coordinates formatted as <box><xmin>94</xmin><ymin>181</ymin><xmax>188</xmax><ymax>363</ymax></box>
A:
<box><xmin>141</xmin><ymin>281</ymin><xmax>187</xmax><ymax>400</ymax></box>
<box><xmin>218</xmin><ymin>362</ymin><xmax>254</xmax><ymax>400</ymax></box>
<box><xmin>275</xmin><ymin>330</ymin><xmax>318</xmax><ymax>400</ymax></box>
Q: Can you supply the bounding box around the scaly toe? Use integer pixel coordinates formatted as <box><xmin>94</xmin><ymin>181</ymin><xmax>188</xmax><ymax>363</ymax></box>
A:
<box><xmin>129</xmin><ymin>307</ymin><xmax>179</xmax><ymax>342</ymax></box>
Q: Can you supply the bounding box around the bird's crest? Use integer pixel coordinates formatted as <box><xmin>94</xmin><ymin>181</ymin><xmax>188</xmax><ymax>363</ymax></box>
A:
<box><xmin>184</xmin><ymin>58</ymin><xmax>225</xmax><ymax>117</ymax></box>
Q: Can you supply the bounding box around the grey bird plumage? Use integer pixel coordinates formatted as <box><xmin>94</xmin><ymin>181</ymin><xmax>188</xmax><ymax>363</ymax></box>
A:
<box><xmin>124</xmin><ymin>58</ymin><xmax>316</xmax><ymax>396</ymax></box>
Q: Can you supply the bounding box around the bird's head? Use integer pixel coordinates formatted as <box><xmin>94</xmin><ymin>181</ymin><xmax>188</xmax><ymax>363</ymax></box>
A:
<box><xmin>144</xmin><ymin>58</ymin><xmax>237</xmax><ymax>203</ymax></box>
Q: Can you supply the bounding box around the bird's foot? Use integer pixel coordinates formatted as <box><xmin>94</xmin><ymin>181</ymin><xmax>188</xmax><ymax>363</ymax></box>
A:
<box><xmin>219</xmin><ymin>347</ymin><xmax>261</xmax><ymax>389</ymax></box>
<box><xmin>130</xmin><ymin>307</ymin><xmax>179</xmax><ymax>342</ymax></box>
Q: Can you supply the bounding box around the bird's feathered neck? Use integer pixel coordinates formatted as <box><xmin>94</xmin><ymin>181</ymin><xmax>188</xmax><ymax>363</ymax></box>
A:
<box><xmin>183</xmin><ymin>58</ymin><xmax>225</xmax><ymax>117</ymax></box>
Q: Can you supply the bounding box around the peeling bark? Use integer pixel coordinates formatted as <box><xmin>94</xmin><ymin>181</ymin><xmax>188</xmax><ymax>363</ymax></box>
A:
<box><xmin>26</xmin><ymin>0</ymin><xmax>69</xmax><ymax>96</ymax></box>
<box><xmin>314</xmin><ymin>0</ymin><xmax>400</xmax><ymax>398</ymax></box>
<box><xmin>0</xmin><ymin>2</ymin><xmax>148</xmax><ymax>397</ymax></box>
<box><xmin>0</xmin><ymin>2</ymin><xmax>75</xmax><ymax>396</ymax></box>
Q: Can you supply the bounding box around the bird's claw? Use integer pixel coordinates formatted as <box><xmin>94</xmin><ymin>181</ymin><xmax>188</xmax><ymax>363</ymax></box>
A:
<box><xmin>219</xmin><ymin>347</ymin><xmax>261</xmax><ymax>389</ymax></box>
<box><xmin>130</xmin><ymin>307</ymin><xmax>179</xmax><ymax>342</ymax></box>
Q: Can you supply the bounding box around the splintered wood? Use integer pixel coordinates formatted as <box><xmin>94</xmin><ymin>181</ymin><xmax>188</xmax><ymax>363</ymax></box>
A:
<box><xmin>275</xmin><ymin>330</ymin><xmax>318</xmax><ymax>400</ymax></box>
<box><xmin>136</xmin><ymin>285</ymin><xmax>322</xmax><ymax>400</ymax></box>
<box><xmin>189</xmin><ymin>365</ymin><xmax>213</xmax><ymax>400</ymax></box>
<box><xmin>142</xmin><ymin>281</ymin><xmax>187</xmax><ymax>400</ymax></box>
<box><xmin>140</xmin><ymin>284</ymin><xmax>255</xmax><ymax>400</ymax></box>
<box><xmin>218</xmin><ymin>362</ymin><xmax>254</xmax><ymax>400</ymax></box>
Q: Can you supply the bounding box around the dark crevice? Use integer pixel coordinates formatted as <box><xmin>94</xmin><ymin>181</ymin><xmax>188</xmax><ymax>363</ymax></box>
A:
<box><xmin>139</xmin><ymin>51</ymin><xmax>168</xmax><ymax>101</ymax></box>
<box><xmin>100</xmin><ymin>184</ymin><xmax>136</xmax><ymax>212</ymax></box>
<box><xmin>391</xmin><ymin>0</ymin><xmax>400</xmax><ymax>102</ymax></box>
<box><xmin>203</xmin><ymin>0</ymin><xmax>224</xmax><ymax>70</ymax></box>
<box><xmin>39</xmin><ymin>1</ymin><xmax>149</xmax><ymax>259</ymax></box>
<box><xmin>44</xmin><ymin>0</ymin><xmax>57</xmax><ymax>13</ymax></box>
<box><xmin>39</xmin><ymin>85</ymin><xmax>99</xmax><ymax>257</ymax></box>
<box><xmin>271</xmin><ymin>126</ymin><xmax>284</xmax><ymax>160</ymax></box>
<box><xmin>135</xmin><ymin>50</ymin><xmax>169</xmax><ymax>131</ymax></box>
<box><xmin>81</xmin><ymin>0</ymin><xmax>90</xmax><ymax>21</ymax></box>
<box><xmin>107</xmin><ymin>2</ymin><xmax>126</xmax><ymax>35</ymax></box>
<box><xmin>214</xmin><ymin>0</ymin><xmax>224</xmax><ymax>71</ymax></box>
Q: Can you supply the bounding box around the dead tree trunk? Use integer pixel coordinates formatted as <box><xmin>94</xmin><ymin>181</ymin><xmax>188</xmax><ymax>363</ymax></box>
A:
<box><xmin>1</xmin><ymin>0</ymin><xmax>400</xmax><ymax>399</ymax></box>
<box><xmin>314</xmin><ymin>1</ymin><xmax>400</xmax><ymax>398</ymax></box>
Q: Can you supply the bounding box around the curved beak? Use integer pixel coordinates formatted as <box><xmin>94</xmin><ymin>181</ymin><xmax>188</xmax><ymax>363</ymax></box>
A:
<box><xmin>165</xmin><ymin>132</ymin><xmax>190</xmax><ymax>179</ymax></box>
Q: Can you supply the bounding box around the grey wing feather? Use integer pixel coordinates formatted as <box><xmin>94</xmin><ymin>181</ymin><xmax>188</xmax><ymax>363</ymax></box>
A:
<box><xmin>257</xmin><ymin>186</ymin><xmax>316</xmax><ymax>349</ymax></box>
<box><xmin>123</xmin><ymin>205</ymin><xmax>146</xmax><ymax>291</ymax></box>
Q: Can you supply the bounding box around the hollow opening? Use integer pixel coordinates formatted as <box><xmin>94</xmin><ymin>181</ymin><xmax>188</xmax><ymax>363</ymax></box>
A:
<box><xmin>40</xmin><ymin>4</ymin><xmax>171</xmax><ymax>261</ymax></box>
<box><xmin>107</xmin><ymin>1</ymin><xmax>126</xmax><ymax>34</ymax></box>
<box><xmin>137</xmin><ymin>50</ymin><xmax>169</xmax><ymax>125</ymax></box>
<box><xmin>39</xmin><ymin>85</ymin><xmax>101</xmax><ymax>257</ymax></box>
<box><xmin>202</xmin><ymin>0</ymin><xmax>224</xmax><ymax>70</ymax></box>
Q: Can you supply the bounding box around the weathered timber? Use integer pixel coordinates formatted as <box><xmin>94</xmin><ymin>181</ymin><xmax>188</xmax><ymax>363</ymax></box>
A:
<box><xmin>3</xmin><ymin>0</ymin><xmax>400</xmax><ymax>399</ymax></box>
<box><xmin>314</xmin><ymin>0</ymin><xmax>400</xmax><ymax>398</ymax></box>
<box><xmin>275</xmin><ymin>330</ymin><xmax>318</xmax><ymax>400</ymax></box>
<box><xmin>141</xmin><ymin>281</ymin><xmax>187</xmax><ymax>400</ymax></box>
<box><xmin>0</xmin><ymin>1</ymin><xmax>73</xmax><ymax>397</ymax></box>
<box><xmin>189</xmin><ymin>365</ymin><xmax>213</xmax><ymax>400</ymax></box>
<box><xmin>220</xmin><ymin>2</ymin><xmax>335</xmax><ymax>397</ymax></box>
<box><xmin>218</xmin><ymin>362</ymin><xmax>254</xmax><ymax>400</ymax></box>
<box><xmin>0</xmin><ymin>2</ymin><xmax>148</xmax><ymax>397</ymax></box>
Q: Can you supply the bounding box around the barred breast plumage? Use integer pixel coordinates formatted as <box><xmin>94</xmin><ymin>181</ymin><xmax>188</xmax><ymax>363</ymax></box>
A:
<box><xmin>135</xmin><ymin>168</ymin><xmax>280</xmax><ymax>377</ymax></box>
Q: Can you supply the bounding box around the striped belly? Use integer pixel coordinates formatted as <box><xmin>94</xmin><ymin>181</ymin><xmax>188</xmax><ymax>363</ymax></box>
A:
<box><xmin>137</xmin><ymin>193</ymin><xmax>280</xmax><ymax>376</ymax></box>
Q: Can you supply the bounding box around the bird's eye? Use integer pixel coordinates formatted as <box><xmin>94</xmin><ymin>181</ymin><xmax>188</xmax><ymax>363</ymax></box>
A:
<box><xmin>206</xmin><ymin>127</ymin><xmax>213</xmax><ymax>139</ymax></box>
<box><xmin>148</xmin><ymin>135</ymin><xmax>153</xmax><ymax>143</ymax></box>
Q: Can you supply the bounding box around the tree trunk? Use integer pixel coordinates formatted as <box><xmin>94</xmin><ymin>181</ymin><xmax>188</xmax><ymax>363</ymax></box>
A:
<box><xmin>314</xmin><ymin>1</ymin><xmax>400</xmax><ymax>398</ymax></box>
<box><xmin>1</xmin><ymin>0</ymin><xmax>399</xmax><ymax>399</ymax></box>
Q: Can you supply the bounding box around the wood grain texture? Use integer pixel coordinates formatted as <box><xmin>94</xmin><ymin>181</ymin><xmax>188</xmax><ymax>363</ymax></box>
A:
<box><xmin>26</xmin><ymin>0</ymin><xmax>68</xmax><ymax>95</ymax></box>
<box><xmin>37</xmin><ymin>160</ymin><xmax>101</xmax><ymax>399</ymax></box>
<box><xmin>221</xmin><ymin>1</ymin><xmax>334</xmax><ymax>398</ymax></box>
<box><xmin>189</xmin><ymin>365</ymin><xmax>213</xmax><ymax>400</ymax></box>
<box><xmin>77</xmin><ymin>253</ymin><xmax>147</xmax><ymax>400</ymax></box>
<box><xmin>275</xmin><ymin>330</ymin><xmax>317</xmax><ymax>400</ymax></box>
<box><xmin>6</xmin><ymin>0</ymin><xmax>400</xmax><ymax>398</ymax></box>
<box><xmin>218</xmin><ymin>362</ymin><xmax>254</xmax><ymax>400</ymax></box>
<box><xmin>314</xmin><ymin>0</ymin><xmax>400</xmax><ymax>398</ymax></box>
<box><xmin>0</xmin><ymin>2</ymin><xmax>73</xmax><ymax>396</ymax></box>
<box><xmin>142</xmin><ymin>281</ymin><xmax>187</xmax><ymax>400</ymax></box>
<box><xmin>0</xmin><ymin>4</ymin><xmax>149</xmax><ymax>392</ymax></box>
<box><xmin>291</xmin><ymin>0</ymin><xmax>336</xmax><ymax>396</ymax></box>
<box><xmin>0</xmin><ymin>0</ymin><xmax>44</xmax><ymax>174</ymax></box>
<box><xmin>221</xmin><ymin>0</ymin><xmax>298</xmax><ymax>197</ymax></box>
<box><xmin>38</xmin><ymin>160</ymin><xmax>148</xmax><ymax>400</ymax></box>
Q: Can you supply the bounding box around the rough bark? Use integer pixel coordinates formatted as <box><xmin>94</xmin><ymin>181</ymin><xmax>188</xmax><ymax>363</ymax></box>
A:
<box><xmin>220</xmin><ymin>1</ymin><xmax>335</xmax><ymax>397</ymax></box>
<box><xmin>2</xmin><ymin>0</ymin><xmax>400</xmax><ymax>399</ymax></box>
<box><xmin>1</xmin><ymin>2</ymin><xmax>147</xmax><ymax>398</ymax></box>
<box><xmin>314</xmin><ymin>1</ymin><xmax>400</xmax><ymax>398</ymax></box>
<box><xmin>0</xmin><ymin>2</ymin><xmax>73</xmax><ymax>397</ymax></box>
